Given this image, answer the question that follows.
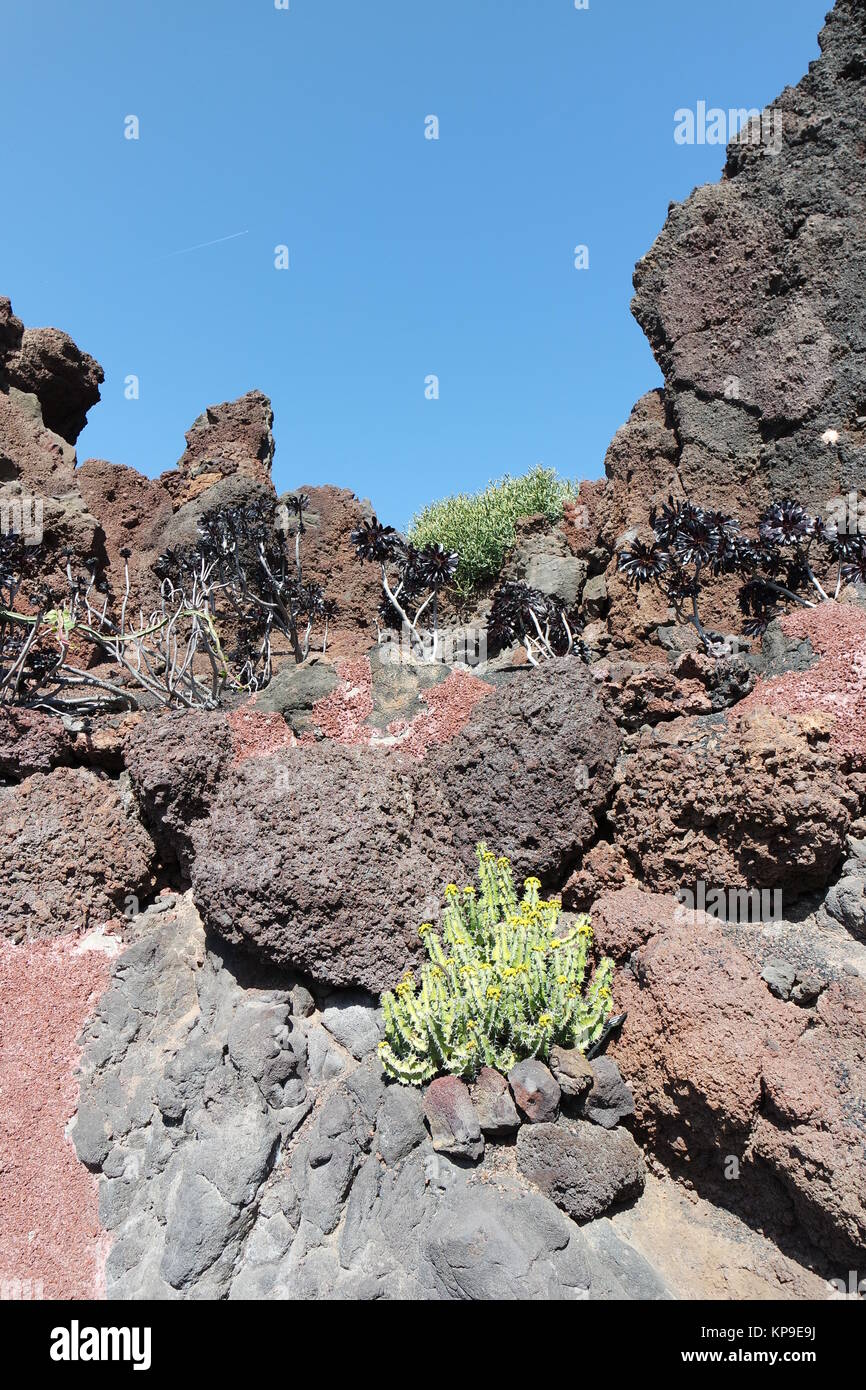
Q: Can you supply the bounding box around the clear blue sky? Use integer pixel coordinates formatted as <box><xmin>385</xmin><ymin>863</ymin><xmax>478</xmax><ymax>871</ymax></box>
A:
<box><xmin>1</xmin><ymin>0</ymin><xmax>828</xmax><ymax>528</ymax></box>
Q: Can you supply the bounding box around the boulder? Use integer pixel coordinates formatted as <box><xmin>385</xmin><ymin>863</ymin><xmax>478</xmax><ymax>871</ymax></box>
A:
<box><xmin>470</xmin><ymin>1066</ymin><xmax>521</xmax><ymax>1135</ymax></box>
<box><xmin>431</xmin><ymin>658</ymin><xmax>619</xmax><ymax>887</ymax></box>
<box><xmin>516</xmin><ymin>1121</ymin><xmax>645</xmax><ymax>1222</ymax></box>
<box><xmin>548</xmin><ymin>1046</ymin><xmax>594</xmax><ymax>1101</ymax></box>
<box><xmin>190</xmin><ymin>744</ymin><xmax>460</xmax><ymax>992</ymax></box>
<box><xmin>423</xmin><ymin>1077</ymin><xmax>484</xmax><ymax>1160</ymax></box>
<box><xmin>508</xmin><ymin>1059</ymin><xmax>560</xmax><ymax>1124</ymax></box>
<box><xmin>584</xmin><ymin>1057</ymin><xmax>635</xmax><ymax>1129</ymax></box>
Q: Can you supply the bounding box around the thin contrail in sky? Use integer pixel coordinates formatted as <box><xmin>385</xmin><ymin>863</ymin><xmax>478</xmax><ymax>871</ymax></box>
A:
<box><xmin>160</xmin><ymin>229</ymin><xmax>249</xmax><ymax>259</ymax></box>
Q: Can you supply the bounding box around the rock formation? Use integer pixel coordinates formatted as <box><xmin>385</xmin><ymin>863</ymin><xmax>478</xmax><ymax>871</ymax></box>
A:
<box><xmin>1</xmin><ymin>0</ymin><xmax>865</xmax><ymax>1306</ymax></box>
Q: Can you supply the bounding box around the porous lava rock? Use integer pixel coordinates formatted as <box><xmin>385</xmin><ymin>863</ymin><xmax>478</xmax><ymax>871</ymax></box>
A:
<box><xmin>160</xmin><ymin>390</ymin><xmax>275</xmax><ymax>507</ymax></box>
<box><xmin>190</xmin><ymin>744</ymin><xmax>461</xmax><ymax>992</ymax></box>
<box><xmin>124</xmin><ymin>710</ymin><xmax>233</xmax><ymax>876</ymax></box>
<box><xmin>431</xmin><ymin>658</ymin><xmax>619</xmax><ymax>887</ymax></box>
<box><xmin>4</xmin><ymin>326</ymin><xmax>103</xmax><ymax>444</ymax></box>
<box><xmin>612</xmin><ymin>706</ymin><xmax>858</xmax><ymax>896</ymax></box>
<box><xmin>516</xmin><ymin>1121</ymin><xmax>645</xmax><ymax>1223</ymax></box>
<box><xmin>0</xmin><ymin>767</ymin><xmax>155</xmax><ymax>937</ymax></box>
<box><xmin>609</xmin><ymin>910</ymin><xmax>866</xmax><ymax>1265</ymax></box>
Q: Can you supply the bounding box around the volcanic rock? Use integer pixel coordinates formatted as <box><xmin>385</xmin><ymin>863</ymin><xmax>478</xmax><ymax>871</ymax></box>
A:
<box><xmin>516</xmin><ymin>1121</ymin><xmax>645</xmax><ymax>1222</ymax></box>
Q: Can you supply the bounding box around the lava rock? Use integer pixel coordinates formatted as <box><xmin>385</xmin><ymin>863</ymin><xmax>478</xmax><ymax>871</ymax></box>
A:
<box><xmin>548</xmin><ymin>1045</ymin><xmax>595</xmax><ymax>1101</ymax></box>
<box><xmin>761</xmin><ymin>958</ymin><xmax>798</xmax><ymax>1001</ymax></box>
<box><xmin>470</xmin><ymin>1067</ymin><xmax>520</xmax><ymax>1136</ymax></box>
<box><xmin>584</xmin><ymin>1057</ymin><xmax>636</xmax><ymax>1129</ymax></box>
<box><xmin>508</xmin><ymin>1060</ymin><xmax>561</xmax><ymax>1124</ymax></box>
<box><xmin>423</xmin><ymin>1077</ymin><xmax>484</xmax><ymax>1161</ymax></box>
<box><xmin>516</xmin><ymin>1121</ymin><xmax>645</xmax><ymax>1222</ymax></box>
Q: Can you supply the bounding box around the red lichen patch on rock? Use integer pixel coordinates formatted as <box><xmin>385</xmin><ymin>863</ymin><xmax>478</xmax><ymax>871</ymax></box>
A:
<box><xmin>386</xmin><ymin>669</ymin><xmax>492</xmax><ymax>758</ymax></box>
<box><xmin>305</xmin><ymin>657</ymin><xmax>374</xmax><ymax>745</ymax></box>
<box><xmin>737</xmin><ymin>602</ymin><xmax>866</xmax><ymax>765</ymax></box>
<box><xmin>0</xmin><ymin>938</ymin><xmax>111</xmax><ymax>1299</ymax></box>
<box><xmin>227</xmin><ymin>705</ymin><xmax>296</xmax><ymax>763</ymax></box>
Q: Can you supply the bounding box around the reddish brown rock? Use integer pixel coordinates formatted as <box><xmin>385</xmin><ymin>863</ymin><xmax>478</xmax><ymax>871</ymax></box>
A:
<box><xmin>737</xmin><ymin>602</ymin><xmax>866</xmax><ymax>772</ymax></box>
<box><xmin>611</xmin><ymin>706</ymin><xmax>857</xmax><ymax>896</ymax></box>
<box><xmin>4</xmin><ymin>327</ymin><xmax>103</xmax><ymax>444</ymax></box>
<box><xmin>588</xmin><ymin>886</ymin><xmax>680</xmax><ymax>963</ymax></box>
<box><xmin>609</xmin><ymin>912</ymin><xmax>866</xmax><ymax>1264</ymax></box>
<box><xmin>0</xmin><ymin>936</ymin><xmax>112</xmax><ymax>1298</ymax></box>
<box><xmin>0</xmin><ymin>707</ymin><xmax>75</xmax><ymax>781</ymax></box>
<box><xmin>288</xmin><ymin>485</ymin><xmax>383</xmax><ymax>658</ymax></box>
<box><xmin>160</xmin><ymin>390</ymin><xmax>275</xmax><ymax>508</ymax></box>
<box><xmin>0</xmin><ymin>768</ymin><xmax>155</xmax><ymax>938</ymax></box>
<box><xmin>76</xmin><ymin>457</ymin><xmax>173</xmax><ymax>610</ymax></box>
<box><xmin>124</xmin><ymin>710</ymin><xmax>233</xmax><ymax>876</ymax></box>
<box><xmin>470</xmin><ymin>1066</ymin><xmax>520</xmax><ymax>1135</ymax></box>
<box><xmin>423</xmin><ymin>1076</ymin><xmax>484</xmax><ymax>1160</ymax></box>
<box><xmin>508</xmin><ymin>1059</ymin><xmax>560</xmax><ymax>1123</ymax></box>
<box><xmin>0</xmin><ymin>387</ymin><xmax>77</xmax><ymax>490</ymax></box>
<box><xmin>563</xmin><ymin>842</ymin><xmax>635</xmax><ymax>911</ymax></box>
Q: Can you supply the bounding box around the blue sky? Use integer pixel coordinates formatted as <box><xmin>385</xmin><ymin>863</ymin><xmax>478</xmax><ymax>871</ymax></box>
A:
<box><xmin>1</xmin><ymin>0</ymin><xmax>828</xmax><ymax>528</ymax></box>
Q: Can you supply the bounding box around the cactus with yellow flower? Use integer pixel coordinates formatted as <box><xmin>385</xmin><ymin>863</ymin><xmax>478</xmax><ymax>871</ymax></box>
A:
<box><xmin>378</xmin><ymin>843</ymin><xmax>614</xmax><ymax>1086</ymax></box>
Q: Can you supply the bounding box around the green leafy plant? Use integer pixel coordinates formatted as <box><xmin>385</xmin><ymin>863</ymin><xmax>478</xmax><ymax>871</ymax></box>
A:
<box><xmin>378</xmin><ymin>844</ymin><xmax>614</xmax><ymax>1086</ymax></box>
<box><xmin>409</xmin><ymin>467</ymin><xmax>579</xmax><ymax>598</ymax></box>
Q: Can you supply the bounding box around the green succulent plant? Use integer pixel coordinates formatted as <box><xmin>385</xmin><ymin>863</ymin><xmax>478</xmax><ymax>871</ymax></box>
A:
<box><xmin>378</xmin><ymin>844</ymin><xmax>614</xmax><ymax>1086</ymax></box>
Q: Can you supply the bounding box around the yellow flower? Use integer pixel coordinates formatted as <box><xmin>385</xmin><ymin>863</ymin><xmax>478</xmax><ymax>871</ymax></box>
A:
<box><xmin>445</xmin><ymin>884</ymin><xmax>459</xmax><ymax>898</ymax></box>
<box><xmin>538</xmin><ymin>1013</ymin><xmax>553</xmax><ymax>1026</ymax></box>
<box><xmin>557</xmin><ymin>975</ymin><xmax>568</xmax><ymax>984</ymax></box>
<box><xmin>486</xmin><ymin>986</ymin><xmax>502</xmax><ymax>1000</ymax></box>
<box><xmin>418</xmin><ymin>923</ymin><xmax>433</xmax><ymax>936</ymax></box>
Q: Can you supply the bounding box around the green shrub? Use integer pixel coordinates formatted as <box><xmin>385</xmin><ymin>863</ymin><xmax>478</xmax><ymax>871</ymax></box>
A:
<box><xmin>408</xmin><ymin>467</ymin><xmax>579</xmax><ymax>597</ymax></box>
<box><xmin>378</xmin><ymin>844</ymin><xmax>614</xmax><ymax>1087</ymax></box>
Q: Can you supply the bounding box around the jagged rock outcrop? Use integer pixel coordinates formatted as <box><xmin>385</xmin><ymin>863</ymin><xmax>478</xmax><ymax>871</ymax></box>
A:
<box><xmin>160</xmin><ymin>390</ymin><xmax>275</xmax><ymax>507</ymax></box>
<box><xmin>585</xmin><ymin>0</ymin><xmax>866</xmax><ymax>656</ymax></box>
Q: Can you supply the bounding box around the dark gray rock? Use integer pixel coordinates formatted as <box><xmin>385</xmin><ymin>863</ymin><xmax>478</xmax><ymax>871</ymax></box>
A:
<box><xmin>430</xmin><ymin>659</ymin><xmax>619</xmax><ymax>888</ymax></box>
<box><xmin>761</xmin><ymin>958</ymin><xmax>798</xmax><ymax>1001</ymax></box>
<box><xmin>423</xmin><ymin>1076</ymin><xmax>484</xmax><ymax>1160</ymax></box>
<box><xmin>516</xmin><ymin>1121</ymin><xmax>645</xmax><ymax>1222</ymax></box>
<box><xmin>508</xmin><ymin>1059</ymin><xmax>561</xmax><ymax>1124</ymax></box>
<box><xmin>585</xmin><ymin>1057</ymin><xmax>636</xmax><ymax>1129</ymax></box>
<box><xmin>320</xmin><ymin>991</ymin><xmax>384</xmax><ymax>1059</ymax></box>
<box><xmin>249</xmin><ymin>658</ymin><xmax>338</xmax><ymax>731</ymax></box>
<box><xmin>190</xmin><ymin>744</ymin><xmax>460</xmax><ymax>992</ymax></box>
<box><xmin>549</xmin><ymin>1045</ymin><xmax>595</xmax><ymax>1101</ymax></box>
<box><xmin>825</xmin><ymin>874</ymin><xmax>866</xmax><ymax>942</ymax></box>
<box><xmin>470</xmin><ymin>1066</ymin><xmax>520</xmax><ymax>1136</ymax></box>
<box><xmin>375</xmin><ymin>1085</ymin><xmax>427</xmax><ymax>1166</ymax></box>
<box><xmin>628</xmin><ymin>0</ymin><xmax>866</xmax><ymax>529</ymax></box>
